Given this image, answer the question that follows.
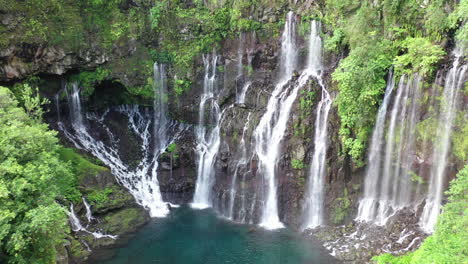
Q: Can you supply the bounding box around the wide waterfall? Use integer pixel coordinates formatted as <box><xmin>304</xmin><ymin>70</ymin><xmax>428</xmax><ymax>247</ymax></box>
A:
<box><xmin>420</xmin><ymin>48</ymin><xmax>467</xmax><ymax>233</ymax></box>
<box><xmin>356</xmin><ymin>72</ymin><xmax>395</xmax><ymax>222</ymax></box>
<box><xmin>355</xmin><ymin>46</ymin><xmax>468</xmax><ymax>232</ymax></box>
<box><xmin>252</xmin><ymin>11</ymin><xmax>298</xmax><ymax>229</ymax></box>
<box><xmin>301</xmin><ymin>20</ymin><xmax>333</xmax><ymax>230</ymax></box>
<box><xmin>59</xmin><ymin>63</ymin><xmax>183</xmax><ymax>218</ymax></box>
<box><xmin>355</xmin><ymin>74</ymin><xmax>423</xmax><ymax>225</ymax></box>
<box><xmin>192</xmin><ymin>54</ymin><xmax>222</xmax><ymax>209</ymax></box>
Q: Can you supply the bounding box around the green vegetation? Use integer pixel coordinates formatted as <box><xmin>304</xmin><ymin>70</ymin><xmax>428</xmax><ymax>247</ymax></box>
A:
<box><xmin>0</xmin><ymin>86</ymin><xmax>76</xmax><ymax>263</ymax></box>
<box><xmin>0</xmin><ymin>0</ymin><xmax>151</xmax><ymax>50</ymax></box>
<box><xmin>374</xmin><ymin>165</ymin><xmax>468</xmax><ymax>264</ymax></box>
<box><xmin>323</xmin><ymin>0</ymin><xmax>463</xmax><ymax>165</ymax></box>
<box><xmin>173</xmin><ymin>78</ymin><xmax>193</xmax><ymax>96</ymax></box>
<box><xmin>85</xmin><ymin>186</ymin><xmax>134</xmax><ymax>212</ymax></box>
<box><xmin>69</xmin><ymin>67</ymin><xmax>110</xmax><ymax>97</ymax></box>
<box><xmin>154</xmin><ymin>0</ymin><xmax>262</xmax><ymax>78</ymax></box>
<box><xmin>452</xmin><ymin>113</ymin><xmax>468</xmax><ymax>163</ymax></box>
<box><xmin>102</xmin><ymin>208</ymin><xmax>147</xmax><ymax>235</ymax></box>
<box><xmin>291</xmin><ymin>159</ymin><xmax>306</xmax><ymax>170</ymax></box>
<box><xmin>58</xmin><ymin>148</ymin><xmax>107</xmax><ymax>181</ymax></box>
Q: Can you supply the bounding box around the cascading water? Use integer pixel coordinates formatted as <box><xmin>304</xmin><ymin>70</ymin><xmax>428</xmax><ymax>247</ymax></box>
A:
<box><xmin>227</xmin><ymin>113</ymin><xmax>252</xmax><ymax>220</ymax></box>
<box><xmin>83</xmin><ymin>197</ymin><xmax>94</xmax><ymax>223</ymax></box>
<box><xmin>68</xmin><ymin>204</ymin><xmax>117</xmax><ymax>239</ymax></box>
<box><xmin>356</xmin><ymin>74</ymin><xmax>423</xmax><ymax>225</ymax></box>
<box><xmin>301</xmin><ymin>20</ymin><xmax>333</xmax><ymax>230</ymax></box>
<box><xmin>236</xmin><ymin>32</ymin><xmax>255</xmax><ymax>104</ymax></box>
<box><xmin>237</xmin><ymin>81</ymin><xmax>252</xmax><ymax>104</ymax></box>
<box><xmin>252</xmin><ymin>11</ymin><xmax>298</xmax><ymax>229</ymax></box>
<box><xmin>356</xmin><ymin>72</ymin><xmax>395</xmax><ymax>222</ymax></box>
<box><xmin>420</xmin><ymin>48</ymin><xmax>467</xmax><ymax>233</ymax></box>
<box><xmin>192</xmin><ymin>54</ymin><xmax>222</xmax><ymax>209</ymax></box>
<box><xmin>153</xmin><ymin>63</ymin><xmax>169</xmax><ymax>151</ymax></box>
<box><xmin>393</xmin><ymin>76</ymin><xmax>422</xmax><ymax>207</ymax></box>
<box><xmin>59</xmin><ymin>63</ymin><xmax>184</xmax><ymax>218</ymax></box>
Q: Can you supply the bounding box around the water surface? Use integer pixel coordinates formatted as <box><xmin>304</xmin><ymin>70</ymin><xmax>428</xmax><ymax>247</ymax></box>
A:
<box><xmin>94</xmin><ymin>206</ymin><xmax>338</xmax><ymax>264</ymax></box>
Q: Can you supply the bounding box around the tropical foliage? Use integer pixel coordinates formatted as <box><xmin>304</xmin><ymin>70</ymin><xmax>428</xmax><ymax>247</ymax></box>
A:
<box><xmin>0</xmin><ymin>86</ymin><xmax>77</xmax><ymax>263</ymax></box>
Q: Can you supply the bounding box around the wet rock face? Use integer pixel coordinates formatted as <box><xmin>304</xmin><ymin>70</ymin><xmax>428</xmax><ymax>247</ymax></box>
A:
<box><xmin>0</xmin><ymin>45</ymin><xmax>110</xmax><ymax>81</ymax></box>
<box><xmin>186</xmin><ymin>31</ymin><xmax>353</xmax><ymax>229</ymax></box>
<box><xmin>158</xmin><ymin>130</ymin><xmax>198</xmax><ymax>204</ymax></box>
<box><xmin>52</xmin><ymin>99</ymin><xmax>198</xmax><ymax>205</ymax></box>
<box><xmin>308</xmin><ymin>208</ymin><xmax>427</xmax><ymax>263</ymax></box>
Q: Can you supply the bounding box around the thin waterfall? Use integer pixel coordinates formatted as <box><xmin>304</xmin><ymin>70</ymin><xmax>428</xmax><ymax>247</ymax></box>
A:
<box><xmin>356</xmin><ymin>72</ymin><xmax>395</xmax><ymax>222</ymax></box>
<box><xmin>239</xmin><ymin>115</ymin><xmax>254</xmax><ymax>223</ymax></box>
<box><xmin>54</xmin><ymin>93</ymin><xmax>61</xmax><ymax>122</ymax></box>
<box><xmin>68</xmin><ymin>204</ymin><xmax>117</xmax><ymax>239</ymax></box>
<box><xmin>192</xmin><ymin>54</ymin><xmax>222</xmax><ymax>209</ymax></box>
<box><xmin>82</xmin><ymin>197</ymin><xmax>94</xmax><ymax>223</ymax></box>
<box><xmin>236</xmin><ymin>32</ymin><xmax>254</xmax><ymax>104</ymax></box>
<box><xmin>153</xmin><ymin>63</ymin><xmax>169</xmax><ymax>151</ymax></box>
<box><xmin>253</xmin><ymin>11</ymin><xmax>298</xmax><ymax>229</ymax></box>
<box><xmin>237</xmin><ymin>81</ymin><xmax>252</xmax><ymax>104</ymax></box>
<box><xmin>237</xmin><ymin>33</ymin><xmax>244</xmax><ymax>78</ymax></box>
<box><xmin>59</xmin><ymin>64</ymin><xmax>184</xmax><ymax>218</ymax></box>
<box><xmin>228</xmin><ymin>113</ymin><xmax>252</xmax><ymax>220</ymax></box>
<box><xmin>69</xmin><ymin>204</ymin><xmax>86</xmax><ymax>232</ymax></box>
<box><xmin>420</xmin><ymin>48</ymin><xmax>467</xmax><ymax>233</ymax></box>
<box><xmin>302</xmin><ymin>21</ymin><xmax>333</xmax><ymax>230</ymax></box>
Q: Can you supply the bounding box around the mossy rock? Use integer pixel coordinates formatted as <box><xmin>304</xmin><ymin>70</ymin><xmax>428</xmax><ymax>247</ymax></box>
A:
<box><xmin>80</xmin><ymin>233</ymin><xmax>116</xmax><ymax>249</ymax></box>
<box><xmin>100</xmin><ymin>208</ymin><xmax>149</xmax><ymax>235</ymax></box>
<box><xmin>85</xmin><ymin>186</ymin><xmax>135</xmax><ymax>214</ymax></box>
<box><xmin>68</xmin><ymin>236</ymin><xmax>91</xmax><ymax>262</ymax></box>
<box><xmin>58</xmin><ymin>147</ymin><xmax>108</xmax><ymax>182</ymax></box>
<box><xmin>331</xmin><ymin>188</ymin><xmax>352</xmax><ymax>225</ymax></box>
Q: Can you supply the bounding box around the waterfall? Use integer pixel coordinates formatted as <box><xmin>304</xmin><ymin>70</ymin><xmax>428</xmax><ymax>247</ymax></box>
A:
<box><xmin>69</xmin><ymin>204</ymin><xmax>86</xmax><ymax>232</ymax></box>
<box><xmin>393</xmin><ymin>76</ymin><xmax>422</xmax><ymax>207</ymax></box>
<box><xmin>54</xmin><ymin>93</ymin><xmax>61</xmax><ymax>122</ymax></box>
<box><xmin>237</xmin><ymin>81</ymin><xmax>252</xmax><ymax>104</ymax></box>
<box><xmin>59</xmin><ymin>63</ymin><xmax>184</xmax><ymax>218</ymax></box>
<box><xmin>68</xmin><ymin>204</ymin><xmax>117</xmax><ymax>239</ymax></box>
<box><xmin>153</xmin><ymin>63</ymin><xmax>169</xmax><ymax>151</ymax></box>
<box><xmin>252</xmin><ymin>11</ymin><xmax>298</xmax><ymax>229</ymax></box>
<box><xmin>228</xmin><ymin>113</ymin><xmax>252</xmax><ymax>220</ymax></box>
<box><xmin>192</xmin><ymin>54</ymin><xmax>222</xmax><ymax>209</ymax></box>
<box><xmin>236</xmin><ymin>32</ymin><xmax>254</xmax><ymax>104</ymax></box>
<box><xmin>301</xmin><ymin>20</ymin><xmax>333</xmax><ymax>230</ymax></box>
<box><xmin>82</xmin><ymin>197</ymin><xmax>94</xmax><ymax>223</ymax></box>
<box><xmin>356</xmin><ymin>72</ymin><xmax>395</xmax><ymax>222</ymax></box>
<box><xmin>420</xmin><ymin>48</ymin><xmax>467</xmax><ymax>233</ymax></box>
<box><xmin>356</xmin><ymin>74</ymin><xmax>423</xmax><ymax>225</ymax></box>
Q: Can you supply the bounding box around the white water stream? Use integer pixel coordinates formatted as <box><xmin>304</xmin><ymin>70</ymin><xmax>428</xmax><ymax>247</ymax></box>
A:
<box><xmin>302</xmin><ymin>21</ymin><xmax>333</xmax><ymax>230</ymax></box>
<box><xmin>192</xmin><ymin>54</ymin><xmax>222</xmax><ymax>209</ymax></box>
<box><xmin>253</xmin><ymin>11</ymin><xmax>298</xmax><ymax>229</ymax></box>
<box><xmin>60</xmin><ymin>63</ymin><xmax>184</xmax><ymax>218</ymax></box>
<box><xmin>420</xmin><ymin>48</ymin><xmax>467</xmax><ymax>233</ymax></box>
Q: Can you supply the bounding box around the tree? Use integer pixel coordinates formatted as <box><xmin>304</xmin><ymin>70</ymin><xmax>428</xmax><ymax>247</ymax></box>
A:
<box><xmin>0</xmin><ymin>86</ymin><xmax>74</xmax><ymax>264</ymax></box>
